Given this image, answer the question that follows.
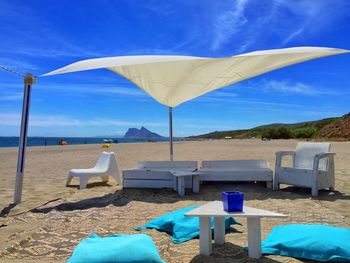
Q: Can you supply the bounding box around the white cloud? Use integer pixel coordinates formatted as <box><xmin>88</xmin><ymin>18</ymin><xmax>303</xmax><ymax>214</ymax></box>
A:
<box><xmin>0</xmin><ymin>113</ymin><xmax>81</xmax><ymax>126</ymax></box>
<box><xmin>193</xmin><ymin>88</ymin><xmax>304</xmax><ymax>108</ymax></box>
<box><xmin>213</xmin><ymin>97</ymin><xmax>302</xmax><ymax>108</ymax></box>
<box><xmin>44</xmin><ymin>84</ymin><xmax>147</xmax><ymax>97</ymax></box>
<box><xmin>211</xmin><ymin>0</ymin><xmax>248</xmax><ymax>50</ymax></box>
<box><xmin>0</xmin><ymin>58</ymin><xmax>39</xmax><ymax>72</ymax></box>
<box><xmin>197</xmin><ymin>90</ymin><xmax>238</xmax><ymax>103</ymax></box>
<box><xmin>208</xmin><ymin>0</ymin><xmax>350</xmax><ymax>53</ymax></box>
<box><xmin>85</xmin><ymin>119</ymin><xmax>167</xmax><ymax>128</ymax></box>
<box><xmin>0</xmin><ymin>92</ymin><xmax>23</xmax><ymax>101</ymax></box>
<box><xmin>261</xmin><ymin>79</ymin><xmax>339</xmax><ymax>95</ymax></box>
<box><xmin>277</xmin><ymin>0</ymin><xmax>350</xmax><ymax>45</ymax></box>
<box><xmin>180</xmin><ymin>122</ymin><xmax>233</xmax><ymax>130</ymax></box>
<box><xmin>0</xmin><ymin>82</ymin><xmax>146</xmax><ymax>98</ymax></box>
<box><xmin>97</xmin><ymin>87</ymin><xmax>146</xmax><ymax>96</ymax></box>
<box><xmin>1</xmin><ymin>42</ymin><xmax>112</xmax><ymax>59</ymax></box>
<box><xmin>0</xmin><ymin>113</ymin><xmax>167</xmax><ymax>128</ymax></box>
<box><xmin>263</xmin><ymin>80</ymin><xmax>314</xmax><ymax>94</ymax></box>
<box><xmin>282</xmin><ymin>28</ymin><xmax>305</xmax><ymax>46</ymax></box>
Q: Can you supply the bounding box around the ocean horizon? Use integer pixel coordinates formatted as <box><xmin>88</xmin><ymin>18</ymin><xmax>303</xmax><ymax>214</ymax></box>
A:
<box><xmin>0</xmin><ymin>136</ymin><xmax>180</xmax><ymax>148</ymax></box>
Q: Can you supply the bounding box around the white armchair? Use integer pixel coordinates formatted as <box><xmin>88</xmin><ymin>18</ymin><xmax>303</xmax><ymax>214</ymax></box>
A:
<box><xmin>274</xmin><ymin>142</ymin><xmax>335</xmax><ymax>196</ymax></box>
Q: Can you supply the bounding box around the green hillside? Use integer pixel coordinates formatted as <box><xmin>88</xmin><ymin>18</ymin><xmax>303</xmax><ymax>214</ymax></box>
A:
<box><xmin>188</xmin><ymin>117</ymin><xmax>340</xmax><ymax>140</ymax></box>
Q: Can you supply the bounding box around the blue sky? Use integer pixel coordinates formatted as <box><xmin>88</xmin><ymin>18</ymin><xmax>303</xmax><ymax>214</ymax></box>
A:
<box><xmin>0</xmin><ymin>0</ymin><xmax>349</xmax><ymax>137</ymax></box>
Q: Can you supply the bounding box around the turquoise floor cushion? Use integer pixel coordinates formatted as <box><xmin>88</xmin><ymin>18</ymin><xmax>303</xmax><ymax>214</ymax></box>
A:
<box><xmin>135</xmin><ymin>205</ymin><xmax>240</xmax><ymax>243</ymax></box>
<box><xmin>261</xmin><ymin>224</ymin><xmax>350</xmax><ymax>261</ymax></box>
<box><xmin>67</xmin><ymin>233</ymin><xmax>165</xmax><ymax>263</ymax></box>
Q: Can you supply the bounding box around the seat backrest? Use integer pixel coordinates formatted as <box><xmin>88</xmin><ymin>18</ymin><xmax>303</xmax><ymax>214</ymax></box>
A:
<box><xmin>94</xmin><ymin>151</ymin><xmax>120</xmax><ymax>183</ymax></box>
<box><xmin>201</xmin><ymin>160</ymin><xmax>269</xmax><ymax>169</ymax></box>
<box><xmin>138</xmin><ymin>161</ymin><xmax>197</xmax><ymax>170</ymax></box>
<box><xmin>95</xmin><ymin>152</ymin><xmax>112</xmax><ymax>169</ymax></box>
<box><xmin>294</xmin><ymin>142</ymin><xmax>330</xmax><ymax>170</ymax></box>
<box><xmin>94</xmin><ymin>151</ymin><xmax>116</xmax><ymax>170</ymax></box>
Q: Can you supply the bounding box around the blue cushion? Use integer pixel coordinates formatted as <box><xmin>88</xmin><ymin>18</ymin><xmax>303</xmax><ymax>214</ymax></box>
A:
<box><xmin>135</xmin><ymin>206</ymin><xmax>239</xmax><ymax>243</ymax></box>
<box><xmin>261</xmin><ymin>224</ymin><xmax>350</xmax><ymax>261</ymax></box>
<box><xmin>67</xmin><ymin>233</ymin><xmax>165</xmax><ymax>263</ymax></box>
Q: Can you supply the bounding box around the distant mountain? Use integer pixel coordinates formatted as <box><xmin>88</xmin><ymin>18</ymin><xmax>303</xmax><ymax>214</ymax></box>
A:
<box><xmin>187</xmin><ymin>113</ymin><xmax>350</xmax><ymax>140</ymax></box>
<box><xmin>124</xmin><ymin>127</ymin><xmax>164</xmax><ymax>139</ymax></box>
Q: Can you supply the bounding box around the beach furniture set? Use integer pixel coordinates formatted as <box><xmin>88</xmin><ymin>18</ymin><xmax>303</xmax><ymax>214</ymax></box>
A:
<box><xmin>66</xmin><ymin>142</ymin><xmax>345</xmax><ymax>262</ymax></box>
<box><xmin>122</xmin><ymin>159</ymin><xmax>273</xmax><ymax>196</ymax></box>
<box><xmin>123</xmin><ymin>142</ymin><xmax>335</xmax><ymax>196</ymax></box>
<box><xmin>67</xmin><ymin>142</ymin><xmax>336</xmax><ymax>196</ymax></box>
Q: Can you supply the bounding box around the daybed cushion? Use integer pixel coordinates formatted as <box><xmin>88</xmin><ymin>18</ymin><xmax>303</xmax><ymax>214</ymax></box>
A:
<box><xmin>261</xmin><ymin>224</ymin><xmax>350</xmax><ymax>261</ymax></box>
<box><xmin>138</xmin><ymin>161</ymin><xmax>197</xmax><ymax>169</ymax></box>
<box><xmin>123</xmin><ymin>170</ymin><xmax>174</xmax><ymax>180</ymax></box>
<box><xmin>67</xmin><ymin>233</ymin><xmax>164</xmax><ymax>263</ymax></box>
<box><xmin>199</xmin><ymin>168</ymin><xmax>273</xmax><ymax>181</ymax></box>
<box><xmin>135</xmin><ymin>206</ymin><xmax>240</xmax><ymax>243</ymax></box>
<box><xmin>198</xmin><ymin>160</ymin><xmax>273</xmax><ymax>181</ymax></box>
<box><xmin>123</xmin><ymin>161</ymin><xmax>197</xmax><ymax>180</ymax></box>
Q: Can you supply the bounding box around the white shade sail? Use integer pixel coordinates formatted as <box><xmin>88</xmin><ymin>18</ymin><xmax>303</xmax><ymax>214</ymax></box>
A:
<box><xmin>43</xmin><ymin>47</ymin><xmax>349</xmax><ymax>107</ymax></box>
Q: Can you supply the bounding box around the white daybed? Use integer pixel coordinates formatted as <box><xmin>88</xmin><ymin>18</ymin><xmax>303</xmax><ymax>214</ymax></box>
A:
<box><xmin>122</xmin><ymin>161</ymin><xmax>198</xmax><ymax>189</ymax></box>
<box><xmin>196</xmin><ymin>160</ymin><xmax>273</xmax><ymax>190</ymax></box>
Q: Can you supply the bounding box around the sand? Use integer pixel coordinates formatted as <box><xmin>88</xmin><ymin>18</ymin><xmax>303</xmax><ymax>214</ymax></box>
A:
<box><xmin>0</xmin><ymin>139</ymin><xmax>349</xmax><ymax>262</ymax></box>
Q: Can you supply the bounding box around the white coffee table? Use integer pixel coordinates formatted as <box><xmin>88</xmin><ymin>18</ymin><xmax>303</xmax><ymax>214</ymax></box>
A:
<box><xmin>169</xmin><ymin>171</ymin><xmax>201</xmax><ymax>196</ymax></box>
<box><xmin>185</xmin><ymin>201</ymin><xmax>287</xmax><ymax>258</ymax></box>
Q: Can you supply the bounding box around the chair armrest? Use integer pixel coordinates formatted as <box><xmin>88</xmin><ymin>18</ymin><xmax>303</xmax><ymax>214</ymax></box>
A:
<box><xmin>275</xmin><ymin>151</ymin><xmax>295</xmax><ymax>168</ymax></box>
<box><xmin>313</xmin><ymin>152</ymin><xmax>336</xmax><ymax>171</ymax></box>
<box><xmin>275</xmin><ymin>151</ymin><xmax>295</xmax><ymax>157</ymax></box>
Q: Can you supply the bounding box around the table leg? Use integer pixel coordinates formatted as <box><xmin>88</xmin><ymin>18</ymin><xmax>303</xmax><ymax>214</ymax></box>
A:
<box><xmin>193</xmin><ymin>175</ymin><xmax>200</xmax><ymax>193</ymax></box>
<box><xmin>214</xmin><ymin>216</ymin><xmax>225</xmax><ymax>244</ymax></box>
<box><xmin>173</xmin><ymin>177</ymin><xmax>177</xmax><ymax>191</ymax></box>
<box><xmin>177</xmin><ymin>177</ymin><xmax>185</xmax><ymax>196</ymax></box>
<box><xmin>247</xmin><ymin>217</ymin><xmax>262</xmax><ymax>259</ymax></box>
<box><xmin>199</xmin><ymin>216</ymin><xmax>212</xmax><ymax>256</ymax></box>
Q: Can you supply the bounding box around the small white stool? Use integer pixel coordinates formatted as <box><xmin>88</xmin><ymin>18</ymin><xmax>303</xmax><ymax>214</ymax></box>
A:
<box><xmin>170</xmin><ymin>171</ymin><xmax>201</xmax><ymax>196</ymax></box>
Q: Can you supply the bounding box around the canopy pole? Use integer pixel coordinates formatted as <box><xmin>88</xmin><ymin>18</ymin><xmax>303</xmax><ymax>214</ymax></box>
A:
<box><xmin>169</xmin><ymin>107</ymin><xmax>174</xmax><ymax>161</ymax></box>
<box><xmin>14</xmin><ymin>73</ymin><xmax>35</xmax><ymax>204</ymax></box>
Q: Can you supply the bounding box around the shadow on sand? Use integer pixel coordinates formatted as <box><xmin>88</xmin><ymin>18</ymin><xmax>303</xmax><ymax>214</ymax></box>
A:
<box><xmin>189</xmin><ymin>242</ymin><xmax>311</xmax><ymax>263</ymax></box>
<box><xmin>0</xmin><ymin>203</ymin><xmax>17</xmax><ymax>218</ymax></box>
<box><xmin>28</xmin><ymin>181</ymin><xmax>349</xmax><ymax>214</ymax></box>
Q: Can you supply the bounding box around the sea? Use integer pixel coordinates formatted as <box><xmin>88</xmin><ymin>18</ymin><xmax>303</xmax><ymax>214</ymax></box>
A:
<box><xmin>0</xmin><ymin>136</ymin><xmax>178</xmax><ymax>148</ymax></box>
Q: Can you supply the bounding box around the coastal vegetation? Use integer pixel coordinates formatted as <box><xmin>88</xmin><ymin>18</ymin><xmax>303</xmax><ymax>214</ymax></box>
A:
<box><xmin>189</xmin><ymin>113</ymin><xmax>350</xmax><ymax>140</ymax></box>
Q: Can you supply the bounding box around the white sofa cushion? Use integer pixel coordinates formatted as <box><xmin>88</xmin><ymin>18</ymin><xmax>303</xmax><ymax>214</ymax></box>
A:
<box><xmin>199</xmin><ymin>160</ymin><xmax>272</xmax><ymax>182</ymax></box>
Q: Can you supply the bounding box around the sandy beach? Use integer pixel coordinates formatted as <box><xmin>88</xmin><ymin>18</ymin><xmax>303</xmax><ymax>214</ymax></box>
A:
<box><xmin>0</xmin><ymin>139</ymin><xmax>349</xmax><ymax>262</ymax></box>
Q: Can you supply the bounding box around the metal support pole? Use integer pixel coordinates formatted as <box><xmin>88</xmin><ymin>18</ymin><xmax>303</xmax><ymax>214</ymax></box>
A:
<box><xmin>169</xmin><ymin>107</ymin><xmax>174</xmax><ymax>161</ymax></box>
<box><xmin>14</xmin><ymin>73</ymin><xmax>35</xmax><ymax>204</ymax></box>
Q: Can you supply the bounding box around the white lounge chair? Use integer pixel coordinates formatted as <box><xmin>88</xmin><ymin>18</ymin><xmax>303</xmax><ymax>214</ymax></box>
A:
<box><xmin>122</xmin><ymin>161</ymin><xmax>197</xmax><ymax>189</ymax></box>
<box><xmin>66</xmin><ymin>151</ymin><xmax>120</xmax><ymax>189</ymax></box>
<box><xmin>274</xmin><ymin>142</ymin><xmax>335</xmax><ymax>196</ymax></box>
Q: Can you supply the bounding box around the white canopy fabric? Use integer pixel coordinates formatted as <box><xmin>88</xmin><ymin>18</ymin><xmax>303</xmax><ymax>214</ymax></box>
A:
<box><xmin>43</xmin><ymin>47</ymin><xmax>349</xmax><ymax>107</ymax></box>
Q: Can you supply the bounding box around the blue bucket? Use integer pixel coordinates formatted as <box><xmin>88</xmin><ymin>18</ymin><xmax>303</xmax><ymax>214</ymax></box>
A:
<box><xmin>222</xmin><ymin>191</ymin><xmax>244</xmax><ymax>212</ymax></box>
